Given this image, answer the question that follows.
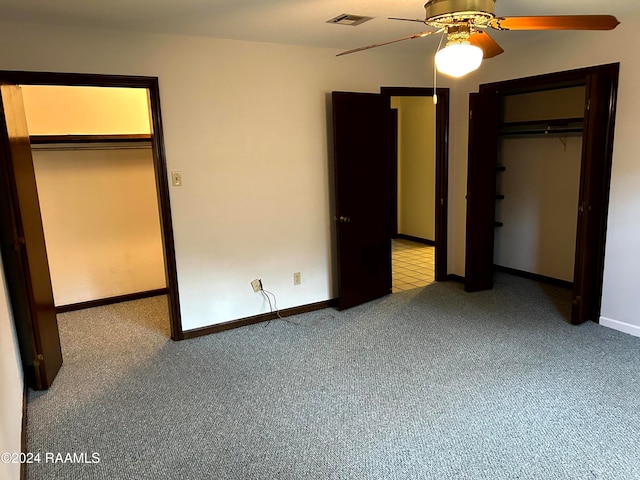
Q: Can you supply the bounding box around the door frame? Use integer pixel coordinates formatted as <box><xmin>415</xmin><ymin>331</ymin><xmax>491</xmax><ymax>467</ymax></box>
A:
<box><xmin>0</xmin><ymin>70</ymin><xmax>183</xmax><ymax>344</ymax></box>
<box><xmin>476</xmin><ymin>63</ymin><xmax>619</xmax><ymax>323</ymax></box>
<box><xmin>380</xmin><ymin>87</ymin><xmax>449</xmax><ymax>281</ymax></box>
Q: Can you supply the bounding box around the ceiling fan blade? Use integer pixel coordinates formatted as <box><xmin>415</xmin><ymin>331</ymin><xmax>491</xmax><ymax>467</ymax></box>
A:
<box><xmin>336</xmin><ymin>30</ymin><xmax>438</xmax><ymax>57</ymax></box>
<box><xmin>469</xmin><ymin>31</ymin><xmax>504</xmax><ymax>59</ymax></box>
<box><xmin>489</xmin><ymin>15</ymin><xmax>620</xmax><ymax>31</ymax></box>
<box><xmin>388</xmin><ymin>17</ymin><xmax>428</xmax><ymax>24</ymax></box>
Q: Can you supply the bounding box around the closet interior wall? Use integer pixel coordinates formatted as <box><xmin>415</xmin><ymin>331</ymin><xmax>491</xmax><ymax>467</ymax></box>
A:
<box><xmin>494</xmin><ymin>86</ymin><xmax>586</xmax><ymax>282</ymax></box>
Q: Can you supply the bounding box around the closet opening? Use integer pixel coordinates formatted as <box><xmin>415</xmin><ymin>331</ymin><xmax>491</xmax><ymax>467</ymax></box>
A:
<box><xmin>0</xmin><ymin>71</ymin><xmax>181</xmax><ymax>389</ymax></box>
<box><xmin>466</xmin><ymin>63</ymin><xmax>619</xmax><ymax>324</ymax></box>
<box><xmin>25</xmin><ymin>86</ymin><xmax>168</xmax><ymax>313</ymax></box>
<box><xmin>495</xmin><ymin>87</ymin><xmax>586</xmax><ymax>320</ymax></box>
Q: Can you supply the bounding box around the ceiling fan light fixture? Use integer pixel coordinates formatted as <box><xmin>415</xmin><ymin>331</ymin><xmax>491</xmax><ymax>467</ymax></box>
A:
<box><xmin>435</xmin><ymin>41</ymin><xmax>483</xmax><ymax>77</ymax></box>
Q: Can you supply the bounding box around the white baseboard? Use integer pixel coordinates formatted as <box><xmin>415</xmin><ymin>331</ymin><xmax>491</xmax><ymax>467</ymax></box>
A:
<box><xmin>600</xmin><ymin>316</ymin><xmax>640</xmax><ymax>338</ymax></box>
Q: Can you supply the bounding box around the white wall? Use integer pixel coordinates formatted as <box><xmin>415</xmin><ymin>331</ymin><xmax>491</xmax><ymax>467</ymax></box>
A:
<box><xmin>0</xmin><ymin>21</ymin><xmax>435</xmax><ymax>331</ymax></box>
<box><xmin>452</xmin><ymin>13</ymin><xmax>640</xmax><ymax>337</ymax></box>
<box><xmin>391</xmin><ymin>96</ymin><xmax>436</xmax><ymax>241</ymax></box>
<box><xmin>0</xmin><ymin>257</ymin><xmax>24</xmax><ymax>480</ymax></box>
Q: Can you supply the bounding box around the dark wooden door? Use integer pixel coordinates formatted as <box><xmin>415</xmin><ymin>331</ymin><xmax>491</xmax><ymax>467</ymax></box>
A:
<box><xmin>0</xmin><ymin>84</ymin><xmax>62</xmax><ymax>389</ymax></box>
<box><xmin>464</xmin><ymin>92</ymin><xmax>500</xmax><ymax>292</ymax></box>
<box><xmin>332</xmin><ymin>92</ymin><xmax>396</xmax><ymax>309</ymax></box>
<box><xmin>571</xmin><ymin>73</ymin><xmax>616</xmax><ymax>323</ymax></box>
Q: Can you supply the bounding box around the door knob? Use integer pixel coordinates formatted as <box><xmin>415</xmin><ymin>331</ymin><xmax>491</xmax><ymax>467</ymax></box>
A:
<box><xmin>339</xmin><ymin>216</ymin><xmax>351</xmax><ymax>223</ymax></box>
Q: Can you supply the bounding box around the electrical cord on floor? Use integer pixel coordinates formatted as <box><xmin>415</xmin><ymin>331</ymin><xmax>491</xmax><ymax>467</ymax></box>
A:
<box><xmin>260</xmin><ymin>285</ymin><xmax>335</xmax><ymax>328</ymax></box>
<box><xmin>261</xmin><ymin>289</ymin><xmax>281</xmax><ymax>327</ymax></box>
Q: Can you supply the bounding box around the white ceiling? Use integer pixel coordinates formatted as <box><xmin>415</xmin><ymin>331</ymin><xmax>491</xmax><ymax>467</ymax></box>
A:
<box><xmin>0</xmin><ymin>0</ymin><xmax>635</xmax><ymax>55</ymax></box>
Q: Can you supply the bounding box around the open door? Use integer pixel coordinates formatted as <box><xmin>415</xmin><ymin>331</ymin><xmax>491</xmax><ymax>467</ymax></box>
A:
<box><xmin>469</xmin><ymin>64</ymin><xmax>618</xmax><ymax>322</ymax></box>
<box><xmin>571</xmin><ymin>72</ymin><xmax>616</xmax><ymax>323</ymax></box>
<box><xmin>332</xmin><ymin>92</ymin><xmax>396</xmax><ymax>309</ymax></box>
<box><xmin>464</xmin><ymin>92</ymin><xmax>500</xmax><ymax>292</ymax></box>
<box><xmin>0</xmin><ymin>84</ymin><xmax>62</xmax><ymax>389</ymax></box>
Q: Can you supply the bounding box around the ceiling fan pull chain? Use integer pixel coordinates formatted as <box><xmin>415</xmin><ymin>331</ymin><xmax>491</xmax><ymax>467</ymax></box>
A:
<box><xmin>433</xmin><ymin>29</ymin><xmax>446</xmax><ymax>104</ymax></box>
<box><xmin>433</xmin><ymin>63</ymin><xmax>438</xmax><ymax>105</ymax></box>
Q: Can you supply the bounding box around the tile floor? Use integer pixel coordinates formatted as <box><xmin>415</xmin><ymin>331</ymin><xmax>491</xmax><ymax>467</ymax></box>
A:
<box><xmin>392</xmin><ymin>238</ymin><xmax>435</xmax><ymax>293</ymax></box>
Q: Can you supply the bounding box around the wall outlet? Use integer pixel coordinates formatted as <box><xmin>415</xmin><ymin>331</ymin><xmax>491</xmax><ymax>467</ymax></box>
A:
<box><xmin>293</xmin><ymin>272</ymin><xmax>301</xmax><ymax>285</ymax></box>
<box><xmin>251</xmin><ymin>279</ymin><xmax>262</xmax><ymax>292</ymax></box>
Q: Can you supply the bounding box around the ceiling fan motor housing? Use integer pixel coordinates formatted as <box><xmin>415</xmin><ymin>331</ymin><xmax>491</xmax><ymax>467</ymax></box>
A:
<box><xmin>424</xmin><ymin>0</ymin><xmax>496</xmax><ymax>27</ymax></box>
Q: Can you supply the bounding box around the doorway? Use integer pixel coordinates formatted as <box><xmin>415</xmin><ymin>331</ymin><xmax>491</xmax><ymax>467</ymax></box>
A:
<box><xmin>388</xmin><ymin>94</ymin><xmax>438</xmax><ymax>293</ymax></box>
<box><xmin>331</xmin><ymin>87</ymin><xmax>449</xmax><ymax>309</ymax></box>
<box><xmin>25</xmin><ymin>85</ymin><xmax>167</xmax><ymax>310</ymax></box>
<box><xmin>0</xmin><ymin>71</ymin><xmax>182</xmax><ymax>389</ymax></box>
<box><xmin>494</xmin><ymin>86</ymin><xmax>584</xmax><ymax>288</ymax></box>
<box><xmin>464</xmin><ymin>63</ymin><xmax>619</xmax><ymax>324</ymax></box>
<box><xmin>382</xmin><ymin>87</ymin><xmax>448</xmax><ymax>285</ymax></box>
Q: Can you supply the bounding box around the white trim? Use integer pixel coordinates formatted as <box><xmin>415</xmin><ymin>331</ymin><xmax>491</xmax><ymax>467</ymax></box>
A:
<box><xmin>600</xmin><ymin>316</ymin><xmax>640</xmax><ymax>338</ymax></box>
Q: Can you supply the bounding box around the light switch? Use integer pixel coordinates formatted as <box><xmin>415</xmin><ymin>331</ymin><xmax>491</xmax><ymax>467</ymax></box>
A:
<box><xmin>171</xmin><ymin>171</ymin><xmax>182</xmax><ymax>187</ymax></box>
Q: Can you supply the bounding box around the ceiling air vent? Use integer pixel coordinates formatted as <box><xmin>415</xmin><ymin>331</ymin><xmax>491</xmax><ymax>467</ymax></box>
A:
<box><xmin>326</xmin><ymin>14</ymin><xmax>374</xmax><ymax>26</ymax></box>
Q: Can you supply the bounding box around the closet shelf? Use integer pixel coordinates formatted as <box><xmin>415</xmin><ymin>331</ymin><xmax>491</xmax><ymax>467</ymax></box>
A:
<box><xmin>29</xmin><ymin>134</ymin><xmax>153</xmax><ymax>152</ymax></box>
<box><xmin>499</xmin><ymin>117</ymin><xmax>583</xmax><ymax>137</ymax></box>
<box><xmin>30</xmin><ymin>134</ymin><xmax>152</xmax><ymax>144</ymax></box>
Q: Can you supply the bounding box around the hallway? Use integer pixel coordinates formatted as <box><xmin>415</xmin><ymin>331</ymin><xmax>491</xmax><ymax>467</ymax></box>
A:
<box><xmin>392</xmin><ymin>238</ymin><xmax>435</xmax><ymax>293</ymax></box>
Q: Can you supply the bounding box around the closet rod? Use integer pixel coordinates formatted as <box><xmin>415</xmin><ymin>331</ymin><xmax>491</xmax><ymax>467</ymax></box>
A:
<box><xmin>499</xmin><ymin>127</ymin><xmax>583</xmax><ymax>137</ymax></box>
<box><xmin>29</xmin><ymin>134</ymin><xmax>151</xmax><ymax>144</ymax></box>
<box><xmin>499</xmin><ymin>117</ymin><xmax>583</xmax><ymax>137</ymax></box>
<box><xmin>30</xmin><ymin>143</ymin><xmax>152</xmax><ymax>152</ymax></box>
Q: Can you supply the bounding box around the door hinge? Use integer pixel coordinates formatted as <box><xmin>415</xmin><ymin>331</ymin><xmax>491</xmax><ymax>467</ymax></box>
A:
<box><xmin>469</xmin><ymin>110</ymin><xmax>473</xmax><ymax>120</ymax></box>
<box><xmin>33</xmin><ymin>353</ymin><xmax>44</xmax><ymax>366</ymax></box>
<box><xmin>12</xmin><ymin>237</ymin><xmax>25</xmax><ymax>251</ymax></box>
<box><xmin>587</xmin><ymin>98</ymin><xmax>591</xmax><ymax>111</ymax></box>
<box><xmin>440</xmin><ymin>198</ymin><xmax>444</xmax><ymax>206</ymax></box>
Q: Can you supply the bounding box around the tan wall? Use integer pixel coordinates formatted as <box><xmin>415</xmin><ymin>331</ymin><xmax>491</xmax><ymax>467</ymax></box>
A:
<box><xmin>32</xmin><ymin>145</ymin><xmax>166</xmax><ymax>305</ymax></box>
<box><xmin>494</xmin><ymin>87</ymin><xmax>585</xmax><ymax>281</ymax></box>
<box><xmin>502</xmin><ymin>87</ymin><xmax>586</xmax><ymax>123</ymax></box>
<box><xmin>22</xmin><ymin>85</ymin><xmax>151</xmax><ymax>135</ymax></box>
<box><xmin>495</xmin><ymin>135</ymin><xmax>582</xmax><ymax>281</ymax></box>
<box><xmin>391</xmin><ymin>96</ymin><xmax>436</xmax><ymax>241</ymax></box>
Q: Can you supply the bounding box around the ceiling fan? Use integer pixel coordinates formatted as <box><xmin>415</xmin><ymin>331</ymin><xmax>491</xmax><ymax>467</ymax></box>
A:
<box><xmin>337</xmin><ymin>0</ymin><xmax>620</xmax><ymax>77</ymax></box>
